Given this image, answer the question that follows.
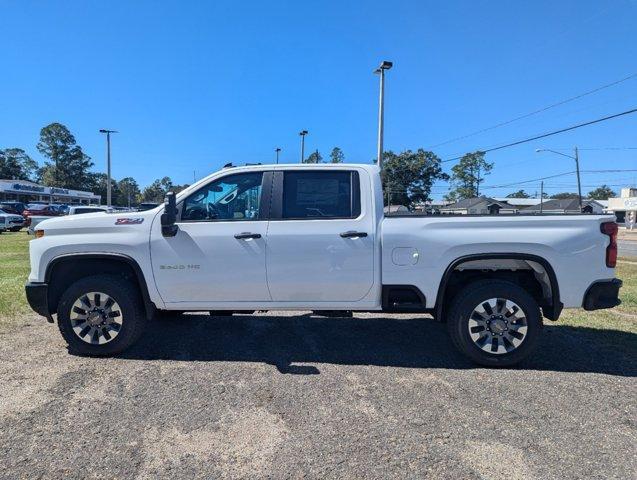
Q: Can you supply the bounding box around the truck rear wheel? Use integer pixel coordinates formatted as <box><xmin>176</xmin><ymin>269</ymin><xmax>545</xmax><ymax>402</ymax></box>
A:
<box><xmin>57</xmin><ymin>274</ymin><xmax>147</xmax><ymax>356</ymax></box>
<box><xmin>446</xmin><ymin>280</ymin><xmax>542</xmax><ymax>367</ymax></box>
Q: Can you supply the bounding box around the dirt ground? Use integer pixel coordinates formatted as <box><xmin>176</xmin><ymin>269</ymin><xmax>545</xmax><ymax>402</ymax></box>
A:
<box><xmin>1</xmin><ymin>311</ymin><xmax>635</xmax><ymax>479</ymax></box>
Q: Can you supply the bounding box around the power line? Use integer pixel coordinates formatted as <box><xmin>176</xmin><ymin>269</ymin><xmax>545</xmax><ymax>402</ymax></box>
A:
<box><xmin>479</xmin><ymin>169</ymin><xmax>637</xmax><ymax>190</ymax></box>
<box><xmin>550</xmin><ymin>147</ymin><xmax>637</xmax><ymax>151</ymax></box>
<box><xmin>480</xmin><ymin>171</ymin><xmax>575</xmax><ymax>190</ymax></box>
<box><xmin>441</xmin><ymin>107</ymin><xmax>637</xmax><ymax>163</ymax></box>
<box><xmin>428</xmin><ymin>72</ymin><xmax>637</xmax><ymax>149</ymax></box>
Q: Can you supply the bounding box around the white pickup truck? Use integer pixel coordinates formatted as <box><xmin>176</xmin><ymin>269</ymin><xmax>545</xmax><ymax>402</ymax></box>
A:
<box><xmin>26</xmin><ymin>163</ymin><xmax>622</xmax><ymax>366</ymax></box>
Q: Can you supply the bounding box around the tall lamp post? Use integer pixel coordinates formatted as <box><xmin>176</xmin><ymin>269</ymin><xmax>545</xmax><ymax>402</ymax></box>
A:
<box><xmin>374</xmin><ymin>60</ymin><xmax>393</xmax><ymax>168</ymax></box>
<box><xmin>275</xmin><ymin>147</ymin><xmax>281</xmax><ymax>164</ymax></box>
<box><xmin>536</xmin><ymin>147</ymin><xmax>583</xmax><ymax>212</ymax></box>
<box><xmin>299</xmin><ymin>130</ymin><xmax>308</xmax><ymax>163</ymax></box>
<box><xmin>99</xmin><ymin>129</ymin><xmax>118</xmax><ymax>207</ymax></box>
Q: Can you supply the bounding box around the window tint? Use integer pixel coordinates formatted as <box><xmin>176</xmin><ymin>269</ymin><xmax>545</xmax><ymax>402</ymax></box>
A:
<box><xmin>181</xmin><ymin>172</ymin><xmax>263</xmax><ymax>221</ymax></box>
<box><xmin>282</xmin><ymin>171</ymin><xmax>360</xmax><ymax>219</ymax></box>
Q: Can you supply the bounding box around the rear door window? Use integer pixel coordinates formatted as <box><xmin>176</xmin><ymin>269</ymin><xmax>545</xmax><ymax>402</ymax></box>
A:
<box><xmin>281</xmin><ymin>171</ymin><xmax>360</xmax><ymax>219</ymax></box>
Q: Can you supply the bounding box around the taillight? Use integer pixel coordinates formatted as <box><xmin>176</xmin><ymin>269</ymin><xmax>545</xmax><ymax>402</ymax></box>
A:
<box><xmin>600</xmin><ymin>221</ymin><xmax>618</xmax><ymax>268</ymax></box>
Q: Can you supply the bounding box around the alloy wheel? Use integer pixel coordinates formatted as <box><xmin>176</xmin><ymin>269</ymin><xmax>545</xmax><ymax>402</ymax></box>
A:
<box><xmin>467</xmin><ymin>298</ymin><xmax>528</xmax><ymax>355</ymax></box>
<box><xmin>69</xmin><ymin>291</ymin><xmax>123</xmax><ymax>345</ymax></box>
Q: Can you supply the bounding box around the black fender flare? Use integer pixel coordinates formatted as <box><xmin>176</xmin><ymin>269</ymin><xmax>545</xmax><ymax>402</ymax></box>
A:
<box><xmin>434</xmin><ymin>253</ymin><xmax>562</xmax><ymax>321</ymax></box>
<box><xmin>45</xmin><ymin>253</ymin><xmax>157</xmax><ymax>319</ymax></box>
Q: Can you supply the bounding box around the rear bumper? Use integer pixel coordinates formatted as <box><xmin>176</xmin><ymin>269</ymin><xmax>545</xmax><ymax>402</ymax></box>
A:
<box><xmin>25</xmin><ymin>282</ymin><xmax>53</xmax><ymax>322</ymax></box>
<box><xmin>583</xmin><ymin>279</ymin><xmax>622</xmax><ymax>311</ymax></box>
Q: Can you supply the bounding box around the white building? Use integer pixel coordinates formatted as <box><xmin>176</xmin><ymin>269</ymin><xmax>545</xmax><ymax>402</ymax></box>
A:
<box><xmin>607</xmin><ymin>188</ymin><xmax>637</xmax><ymax>224</ymax></box>
<box><xmin>0</xmin><ymin>179</ymin><xmax>101</xmax><ymax>205</ymax></box>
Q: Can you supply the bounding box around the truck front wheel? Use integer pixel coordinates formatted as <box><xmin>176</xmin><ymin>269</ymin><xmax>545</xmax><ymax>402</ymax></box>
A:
<box><xmin>57</xmin><ymin>274</ymin><xmax>147</xmax><ymax>356</ymax></box>
<box><xmin>446</xmin><ymin>280</ymin><xmax>542</xmax><ymax>367</ymax></box>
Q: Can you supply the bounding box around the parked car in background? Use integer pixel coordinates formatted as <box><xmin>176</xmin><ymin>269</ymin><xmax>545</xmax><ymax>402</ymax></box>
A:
<box><xmin>22</xmin><ymin>204</ymin><xmax>64</xmax><ymax>227</ymax></box>
<box><xmin>0</xmin><ymin>208</ymin><xmax>26</xmax><ymax>231</ymax></box>
<box><xmin>51</xmin><ymin>204</ymin><xmax>70</xmax><ymax>215</ymax></box>
<box><xmin>68</xmin><ymin>206</ymin><xmax>109</xmax><ymax>215</ymax></box>
<box><xmin>137</xmin><ymin>202</ymin><xmax>158</xmax><ymax>211</ymax></box>
<box><xmin>0</xmin><ymin>201</ymin><xmax>28</xmax><ymax>215</ymax></box>
<box><xmin>23</xmin><ymin>204</ymin><xmax>63</xmax><ymax>218</ymax></box>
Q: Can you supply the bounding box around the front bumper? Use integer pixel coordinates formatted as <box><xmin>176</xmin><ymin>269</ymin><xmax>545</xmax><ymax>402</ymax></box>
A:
<box><xmin>583</xmin><ymin>279</ymin><xmax>622</xmax><ymax>311</ymax></box>
<box><xmin>25</xmin><ymin>282</ymin><xmax>53</xmax><ymax>322</ymax></box>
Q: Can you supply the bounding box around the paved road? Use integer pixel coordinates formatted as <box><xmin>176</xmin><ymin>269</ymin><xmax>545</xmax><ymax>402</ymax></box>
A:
<box><xmin>1</xmin><ymin>312</ymin><xmax>635</xmax><ymax>479</ymax></box>
<box><xmin>619</xmin><ymin>240</ymin><xmax>637</xmax><ymax>259</ymax></box>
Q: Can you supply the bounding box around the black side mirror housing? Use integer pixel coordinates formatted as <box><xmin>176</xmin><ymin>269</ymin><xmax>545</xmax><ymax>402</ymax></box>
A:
<box><xmin>161</xmin><ymin>191</ymin><xmax>179</xmax><ymax>237</ymax></box>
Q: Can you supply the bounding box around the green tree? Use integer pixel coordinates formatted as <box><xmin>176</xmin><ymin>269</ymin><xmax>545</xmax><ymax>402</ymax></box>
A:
<box><xmin>36</xmin><ymin>123</ymin><xmax>94</xmax><ymax>189</ymax></box>
<box><xmin>116</xmin><ymin>177</ymin><xmax>141</xmax><ymax>207</ymax></box>
<box><xmin>89</xmin><ymin>173</ymin><xmax>120</xmax><ymax>205</ymax></box>
<box><xmin>142</xmin><ymin>176</ymin><xmax>173</xmax><ymax>203</ymax></box>
<box><xmin>447</xmin><ymin>151</ymin><xmax>493</xmax><ymax>200</ymax></box>
<box><xmin>171</xmin><ymin>183</ymin><xmax>190</xmax><ymax>194</ymax></box>
<box><xmin>303</xmin><ymin>150</ymin><xmax>322</xmax><ymax>163</ymax></box>
<box><xmin>506</xmin><ymin>190</ymin><xmax>530</xmax><ymax>198</ymax></box>
<box><xmin>552</xmin><ymin>192</ymin><xmax>579</xmax><ymax>200</ymax></box>
<box><xmin>587</xmin><ymin>185</ymin><xmax>616</xmax><ymax>200</ymax></box>
<box><xmin>0</xmin><ymin>148</ymin><xmax>38</xmax><ymax>181</ymax></box>
<box><xmin>381</xmin><ymin>149</ymin><xmax>449</xmax><ymax>207</ymax></box>
<box><xmin>329</xmin><ymin>147</ymin><xmax>344</xmax><ymax>163</ymax></box>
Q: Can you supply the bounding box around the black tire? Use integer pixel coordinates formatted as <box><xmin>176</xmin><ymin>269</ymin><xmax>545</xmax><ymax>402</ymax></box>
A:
<box><xmin>446</xmin><ymin>279</ymin><xmax>542</xmax><ymax>367</ymax></box>
<box><xmin>57</xmin><ymin>274</ymin><xmax>147</xmax><ymax>356</ymax></box>
<box><xmin>10</xmin><ymin>227</ymin><xmax>22</xmax><ymax>232</ymax></box>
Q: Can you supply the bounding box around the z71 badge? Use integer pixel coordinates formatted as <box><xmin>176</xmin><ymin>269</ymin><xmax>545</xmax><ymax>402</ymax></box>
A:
<box><xmin>115</xmin><ymin>218</ymin><xmax>144</xmax><ymax>225</ymax></box>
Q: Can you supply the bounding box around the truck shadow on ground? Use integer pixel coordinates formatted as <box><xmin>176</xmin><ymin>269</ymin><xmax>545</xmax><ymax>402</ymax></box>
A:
<box><xmin>119</xmin><ymin>313</ymin><xmax>637</xmax><ymax>377</ymax></box>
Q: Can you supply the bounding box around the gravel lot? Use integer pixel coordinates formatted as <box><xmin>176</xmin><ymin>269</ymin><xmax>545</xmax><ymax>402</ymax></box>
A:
<box><xmin>1</xmin><ymin>311</ymin><xmax>635</xmax><ymax>479</ymax></box>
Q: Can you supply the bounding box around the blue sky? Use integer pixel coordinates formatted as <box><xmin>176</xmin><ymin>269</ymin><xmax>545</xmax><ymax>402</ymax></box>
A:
<box><xmin>1</xmin><ymin>0</ymin><xmax>636</xmax><ymax>199</ymax></box>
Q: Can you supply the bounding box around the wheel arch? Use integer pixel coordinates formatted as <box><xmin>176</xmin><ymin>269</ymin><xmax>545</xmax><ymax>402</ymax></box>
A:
<box><xmin>45</xmin><ymin>253</ymin><xmax>156</xmax><ymax>320</ymax></box>
<box><xmin>435</xmin><ymin>253</ymin><xmax>562</xmax><ymax>322</ymax></box>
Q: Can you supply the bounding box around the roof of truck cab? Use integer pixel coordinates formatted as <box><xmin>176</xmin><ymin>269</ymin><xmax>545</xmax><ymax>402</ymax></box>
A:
<box><xmin>224</xmin><ymin>163</ymin><xmax>379</xmax><ymax>170</ymax></box>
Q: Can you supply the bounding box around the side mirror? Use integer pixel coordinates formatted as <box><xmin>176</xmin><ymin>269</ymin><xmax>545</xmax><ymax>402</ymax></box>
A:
<box><xmin>161</xmin><ymin>191</ymin><xmax>179</xmax><ymax>237</ymax></box>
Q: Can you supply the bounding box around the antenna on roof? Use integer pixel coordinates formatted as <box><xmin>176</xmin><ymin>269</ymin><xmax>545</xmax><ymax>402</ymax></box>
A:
<box><xmin>223</xmin><ymin>162</ymin><xmax>234</xmax><ymax>168</ymax></box>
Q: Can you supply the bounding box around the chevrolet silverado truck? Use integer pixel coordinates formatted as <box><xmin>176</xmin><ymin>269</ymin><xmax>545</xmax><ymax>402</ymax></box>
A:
<box><xmin>25</xmin><ymin>164</ymin><xmax>622</xmax><ymax>366</ymax></box>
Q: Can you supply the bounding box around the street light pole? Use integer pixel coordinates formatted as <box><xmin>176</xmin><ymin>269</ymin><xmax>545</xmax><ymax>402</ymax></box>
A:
<box><xmin>540</xmin><ymin>181</ymin><xmax>544</xmax><ymax>213</ymax></box>
<box><xmin>99</xmin><ymin>129</ymin><xmax>118</xmax><ymax>207</ymax></box>
<box><xmin>299</xmin><ymin>130</ymin><xmax>308</xmax><ymax>163</ymax></box>
<box><xmin>374</xmin><ymin>60</ymin><xmax>393</xmax><ymax>168</ymax></box>
<box><xmin>275</xmin><ymin>147</ymin><xmax>281</xmax><ymax>164</ymax></box>
<box><xmin>535</xmin><ymin>147</ymin><xmax>583</xmax><ymax>212</ymax></box>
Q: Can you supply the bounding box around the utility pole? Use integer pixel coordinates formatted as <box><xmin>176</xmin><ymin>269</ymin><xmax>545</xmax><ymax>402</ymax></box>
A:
<box><xmin>574</xmin><ymin>146</ymin><xmax>582</xmax><ymax>212</ymax></box>
<box><xmin>374</xmin><ymin>61</ymin><xmax>393</xmax><ymax>168</ymax></box>
<box><xmin>540</xmin><ymin>181</ymin><xmax>544</xmax><ymax>213</ymax></box>
<box><xmin>299</xmin><ymin>130</ymin><xmax>308</xmax><ymax>163</ymax></box>
<box><xmin>99</xmin><ymin>129</ymin><xmax>118</xmax><ymax>207</ymax></box>
<box><xmin>476</xmin><ymin>163</ymin><xmax>481</xmax><ymax>196</ymax></box>
<box><xmin>275</xmin><ymin>147</ymin><xmax>281</xmax><ymax>164</ymax></box>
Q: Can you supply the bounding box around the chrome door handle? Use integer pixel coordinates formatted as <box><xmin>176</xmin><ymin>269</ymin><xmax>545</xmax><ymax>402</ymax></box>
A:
<box><xmin>340</xmin><ymin>231</ymin><xmax>368</xmax><ymax>238</ymax></box>
<box><xmin>234</xmin><ymin>232</ymin><xmax>262</xmax><ymax>240</ymax></box>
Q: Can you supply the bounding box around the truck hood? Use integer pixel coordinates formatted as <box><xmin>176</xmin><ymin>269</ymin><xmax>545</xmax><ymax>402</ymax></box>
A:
<box><xmin>34</xmin><ymin>209</ymin><xmax>160</xmax><ymax>236</ymax></box>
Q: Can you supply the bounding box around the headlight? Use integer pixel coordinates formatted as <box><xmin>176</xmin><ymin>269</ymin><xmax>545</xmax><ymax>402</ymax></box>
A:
<box><xmin>34</xmin><ymin>230</ymin><xmax>44</xmax><ymax>239</ymax></box>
